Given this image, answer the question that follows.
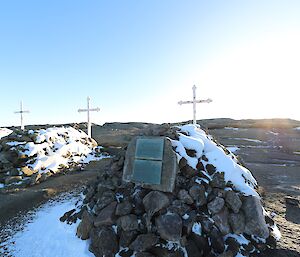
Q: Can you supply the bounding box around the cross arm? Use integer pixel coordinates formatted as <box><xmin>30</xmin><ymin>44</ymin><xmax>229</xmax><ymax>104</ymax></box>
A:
<box><xmin>14</xmin><ymin>111</ymin><xmax>30</xmax><ymax>114</ymax></box>
<box><xmin>178</xmin><ymin>100</ymin><xmax>193</xmax><ymax>105</ymax></box>
<box><xmin>78</xmin><ymin>107</ymin><xmax>100</xmax><ymax>112</ymax></box>
<box><xmin>195</xmin><ymin>98</ymin><xmax>213</xmax><ymax>104</ymax></box>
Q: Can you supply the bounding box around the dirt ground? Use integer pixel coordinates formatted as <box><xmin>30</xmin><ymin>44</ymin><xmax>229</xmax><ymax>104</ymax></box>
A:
<box><xmin>1</xmin><ymin>120</ymin><xmax>300</xmax><ymax>256</ymax></box>
<box><xmin>210</xmin><ymin>126</ymin><xmax>300</xmax><ymax>257</ymax></box>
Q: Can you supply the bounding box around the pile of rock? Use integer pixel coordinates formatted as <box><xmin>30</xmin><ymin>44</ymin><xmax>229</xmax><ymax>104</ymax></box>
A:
<box><xmin>0</xmin><ymin>127</ymin><xmax>100</xmax><ymax>188</ymax></box>
<box><xmin>66</xmin><ymin>124</ymin><xmax>279</xmax><ymax>257</ymax></box>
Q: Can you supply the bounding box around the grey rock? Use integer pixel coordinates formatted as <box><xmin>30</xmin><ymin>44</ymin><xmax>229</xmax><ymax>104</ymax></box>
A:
<box><xmin>118</xmin><ymin>248</ymin><xmax>134</xmax><ymax>257</ymax></box>
<box><xmin>129</xmin><ymin>233</ymin><xmax>159</xmax><ymax>252</ymax></box>
<box><xmin>225</xmin><ymin>191</ymin><xmax>242</xmax><ymax>213</ymax></box>
<box><xmin>205</xmin><ymin>164</ymin><xmax>216</xmax><ymax>175</ymax></box>
<box><xmin>218</xmin><ymin>250</ymin><xmax>234</xmax><ymax>257</ymax></box>
<box><xmin>89</xmin><ymin>227</ymin><xmax>118</xmax><ymax>257</ymax></box>
<box><xmin>210</xmin><ymin>172</ymin><xmax>226</xmax><ymax>188</ymax></box>
<box><xmin>200</xmin><ymin>217</ymin><xmax>214</xmax><ymax>234</ymax></box>
<box><xmin>190</xmin><ymin>233</ymin><xmax>210</xmax><ymax>256</ymax></box>
<box><xmin>181</xmin><ymin>164</ymin><xmax>198</xmax><ymax>178</ymax></box>
<box><xmin>115</xmin><ymin>200</ymin><xmax>133</xmax><ymax>216</ymax></box>
<box><xmin>225</xmin><ymin>237</ymin><xmax>241</xmax><ymax>256</ymax></box>
<box><xmin>143</xmin><ymin>191</ymin><xmax>170</xmax><ymax>216</ymax></box>
<box><xmin>179</xmin><ymin>157</ymin><xmax>187</xmax><ymax>169</ymax></box>
<box><xmin>118</xmin><ymin>214</ymin><xmax>139</xmax><ymax>231</ymax></box>
<box><xmin>76</xmin><ymin>210</ymin><xmax>94</xmax><ymax>240</ymax></box>
<box><xmin>135</xmin><ymin>252</ymin><xmax>155</xmax><ymax>257</ymax></box>
<box><xmin>167</xmin><ymin>200</ymin><xmax>191</xmax><ymax>216</ymax></box>
<box><xmin>208</xmin><ymin>197</ymin><xmax>225</xmax><ymax>214</ymax></box>
<box><xmin>210</xmin><ymin>226</ymin><xmax>225</xmax><ymax>254</ymax></box>
<box><xmin>182</xmin><ymin>210</ymin><xmax>197</xmax><ymax>235</ymax></box>
<box><xmin>186</xmin><ymin>238</ymin><xmax>203</xmax><ymax>257</ymax></box>
<box><xmin>156</xmin><ymin>213</ymin><xmax>182</xmax><ymax>241</ymax></box>
<box><xmin>150</xmin><ymin>246</ymin><xmax>185</xmax><ymax>257</ymax></box>
<box><xmin>189</xmin><ymin>185</ymin><xmax>207</xmax><ymax>206</ymax></box>
<box><xmin>212</xmin><ymin>207</ymin><xmax>231</xmax><ymax>235</ymax></box>
<box><xmin>4</xmin><ymin>176</ymin><xmax>22</xmax><ymax>185</ymax></box>
<box><xmin>30</xmin><ymin>173</ymin><xmax>42</xmax><ymax>185</ymax></box>
<box><xmin>242</xmin><ymin>196</ymin><xmax>269</xmax><ymax>239</ymax></box>
<box><xmin>119</xmin><ymin>230</ymin><xmax>139</xmax><ymax>247</ymax></box>
<box><xmin>228</xmin><ymin>212</ymin><xmax>245</xmax><ymax>234</ymax></box>
<box><xmin>94</xmin><ymin>201</ymin><xmax>117</xmax><ymax>227</ymax></box>
<box><xmin>93</xmin><ymin>190</ymin><xmax>115</xmax><ymax>213</ymax></box>
<box><xmin>178</xmin><ymin>189</ymin><xmax>193</xmax><ymax>205</ymax></box>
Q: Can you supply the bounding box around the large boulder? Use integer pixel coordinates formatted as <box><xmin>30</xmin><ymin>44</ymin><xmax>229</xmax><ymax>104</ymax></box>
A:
<box><xmin>156</xmin><ymin>213</ymin><xmax>182</xmax><ymax>241</ymax></box>
<box><xmin>143</xmin><ymin>191</ymin><xmax>170</xmax><ymax>216</ymax></box>
<box><xmin>242</xmin><ymin>196</ymin><xmax>269</xmax><ymax>239</ymax></box>
<box><xmin>94</xmin><ymin>201</ymin><xmax>117</xmax><ymax>227</ymax></box>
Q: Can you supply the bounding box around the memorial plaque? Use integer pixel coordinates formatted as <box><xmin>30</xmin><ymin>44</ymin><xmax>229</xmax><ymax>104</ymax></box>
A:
<box><xmin>123</xmin><ymin>136</ymin><xmax>178</xmax><ymax>192</ymax></box>
<box><xmin>132</xmin><ymin>159</ymin><xmax>162</xmax><ymax>184</ymax></box>
<box><xmin>135</xmin><ymin>138</ymin><xmax>164</xmax><ymax>160</ymax></box>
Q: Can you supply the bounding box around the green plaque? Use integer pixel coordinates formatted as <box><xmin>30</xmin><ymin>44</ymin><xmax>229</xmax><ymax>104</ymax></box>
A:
<box><xmin>132</xmin><ymin>159</ymin><xmax>162</xmax><ymax>184</ymax></box>
<box><xmin>135</xmin><ymin>138</ymin><xmax>164</xmax><ymax>160</ymax></box>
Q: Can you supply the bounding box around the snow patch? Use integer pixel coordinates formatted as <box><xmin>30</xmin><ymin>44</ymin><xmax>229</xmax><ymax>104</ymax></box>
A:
<box><xmin>227</xmin><ymin>146</ymin><xmax>240</xmax><ymax>153</ymax></box>
<box><xmin>0</xmin><ymin>194</ymin><xmax>93</xmax><ymax>257</ymax></box>
<box><xmin>172</xmin><ymin>125</ymin><xmax>259</xmax><ymax>197</ymax></box>
<box><xmin>0</xmin><ymin>128</ymin><xmax>13</xmax><ymax>139</ymax></box>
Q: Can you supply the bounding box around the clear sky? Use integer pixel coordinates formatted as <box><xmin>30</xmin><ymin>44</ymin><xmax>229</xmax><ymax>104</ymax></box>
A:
<box><xmin>0</xmin><ymin>0</ymin><xmax>300</xmax><ymax>127</ymax></box>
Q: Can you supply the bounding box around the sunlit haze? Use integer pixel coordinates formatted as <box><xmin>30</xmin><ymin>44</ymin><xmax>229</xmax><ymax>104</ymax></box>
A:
<box><xmin>0</xmin><ymin>1</ymin><xmax>299</xmax><ymax>127</ymax></box>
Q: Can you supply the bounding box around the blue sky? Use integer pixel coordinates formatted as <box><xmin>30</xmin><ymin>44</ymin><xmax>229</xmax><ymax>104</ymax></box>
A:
<box><xmin>1</xmin><ymin>1</ymin><xmax>300</xmax><ymax>127</ymax></box>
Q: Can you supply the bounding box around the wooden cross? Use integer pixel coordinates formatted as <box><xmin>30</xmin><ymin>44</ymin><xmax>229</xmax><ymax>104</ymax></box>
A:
<box><xmin>78</xmin><ymin>96</ymin><xmax>100</xmax><ymax>137</ymax></box>
<box><xmin>178</xmin><ymin>85</ymin><xmax>212</xmax><ymax>125</ymax></box>
<box><xmin>14</xmin><ymin>101</ymin><xmax>30</xmax><ymax>130</ymax></box>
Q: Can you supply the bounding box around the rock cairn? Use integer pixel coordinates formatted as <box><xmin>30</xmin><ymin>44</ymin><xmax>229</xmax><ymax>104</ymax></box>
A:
<box><xmin>64</xmin><ymin>124</ymin><xmax>280</xmax><ymax>257</ymax></box>
<box><xmin>0</xmin><ymin>127</ymin><xmax>99</xmax><ymax>188</ymax></box>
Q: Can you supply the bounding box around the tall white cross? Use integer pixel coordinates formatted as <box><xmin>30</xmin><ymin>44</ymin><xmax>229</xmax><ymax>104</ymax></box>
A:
<box><xmin>78</xmin><ymin>96</ymin><xmax>100</xmax><ymax>138</ymax></box>
<box><xmin>178</xmin><ymin>85</ymin><xmax>212</xmax><ymax>125</ymax></box>
<box><xmin>14</xmin><ymin>101</ymin><xmax>30</xmax><ymax>130</ymax></box>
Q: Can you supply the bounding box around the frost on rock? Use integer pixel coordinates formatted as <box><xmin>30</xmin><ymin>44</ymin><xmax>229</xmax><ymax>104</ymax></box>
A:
<box><xmin>0</xmin><ymin>126</ymin><xmax>106</xmax><ymax>187</ymax></box>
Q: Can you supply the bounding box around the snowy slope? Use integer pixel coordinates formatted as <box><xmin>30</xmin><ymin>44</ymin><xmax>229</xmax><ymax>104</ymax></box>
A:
<box><xmin>170</xmin><ymin>124</ymin><xmax>258</xmax><ymax>197</ymax></box>
<box><xmin>0</xmin><ymin>193</ymin><xmax>93</xmax><ymax>257</ymax></box>
<box><xmin>0</xmin><ymin>128</ymin><xmax>12</xmax><ymax>139</ymax></box>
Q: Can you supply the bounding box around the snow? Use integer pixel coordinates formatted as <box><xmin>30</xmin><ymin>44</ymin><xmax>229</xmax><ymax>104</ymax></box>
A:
<box><xmin>0</xmin><ymin>194</ymin><xmax>93</xmax><ymax>257</ymax></box>
<box><xmin>228</xmin><ymin>137</ymin><xmax>262</xmax><ymax>143</ymax></box>
<box><xmin>192</xmin><ymin>222</ymin><xmax>202</xmax><ymax>236</ymax></box>
<box><xmin>6</xmin><ymin>141</ymin><xmax>27</xmax><ymax>146</ymax></box>
<box><xmin>14</xmin><ymin>127</ymin><xmax>104</xmax><ymax>175</ymax></box>
<box><xmin>225</xmin><ymin>127</ymin><xmax>240</xmax><ymax>131</ymax></box>
<box><xmin>271</xmin><ymin>224</ymin><xmax>281</xmax><ymax>241</ymax></box>
<box><xmin>0</xmin><ymin>127</ymin><xmax>13</xmax><ymax>139</ymax></box>
<box><xmin>227</xmin><ymin>146</ymin><xmax>240</xmax><ymax>153</ymax></box>
<box><xmin>170</xmin><ymin>124</ymin><xmax>259</xmax><ymax>197</ymax></box>
<box><xmin>224</xmin><ymin>233</ymin><xmax>250</xmax><ymax>245</ymax></box>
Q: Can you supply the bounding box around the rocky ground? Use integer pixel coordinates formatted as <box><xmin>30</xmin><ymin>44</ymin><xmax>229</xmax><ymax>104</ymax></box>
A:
<box><xmin>1</xmin><ymin>118</ymin><xmax>300</xmax><ymax>256</ymax></box>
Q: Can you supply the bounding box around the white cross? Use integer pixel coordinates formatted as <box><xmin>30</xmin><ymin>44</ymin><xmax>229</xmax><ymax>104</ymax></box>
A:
<box><xmin>178</xmin><ymin>85</ymin><xmax>212</xmax><ymax>125</ymax></box>
<box><xmin>78</xmin><ymin>96</ymin><xmax>100</xmax><ymax>138</ymax></box>
<box><xmin>14</xmin><ymin>101</ymin><xmax>30</xmax><ymax>130</ymax></box>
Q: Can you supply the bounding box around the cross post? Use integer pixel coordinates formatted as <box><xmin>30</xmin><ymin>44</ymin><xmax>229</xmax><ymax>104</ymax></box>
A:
<box><xmin>14</xmin><ymin>101</ymin><xmax>30</xmax><ymax>130</ymax></box>
<box><xmin>78</xmin><ymin>96</ymin><xmax>100</xmax><ymax>137</ymax></box>
<box><xmin>178</xmin><ymin>85</ymin><xmax>212</xmax><ymax>125</ymax></box>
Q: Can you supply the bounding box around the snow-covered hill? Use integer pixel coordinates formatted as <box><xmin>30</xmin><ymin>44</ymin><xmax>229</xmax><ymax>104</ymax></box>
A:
<box><xmin>0</xmin><ymin>127</ymin><xmax>106</xmax><ymax>188</ymax></box>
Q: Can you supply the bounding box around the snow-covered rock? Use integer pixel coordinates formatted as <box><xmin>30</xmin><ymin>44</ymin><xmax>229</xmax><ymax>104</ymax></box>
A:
<box><xmin>0</xmin><ymin>126</ymin><xmax>105</xmax><ymax>188</ymax></box>
<box><xmin>65</xmin><ymin>124</ymin><xmax>280</xmax><ymax>257</ymax></box>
